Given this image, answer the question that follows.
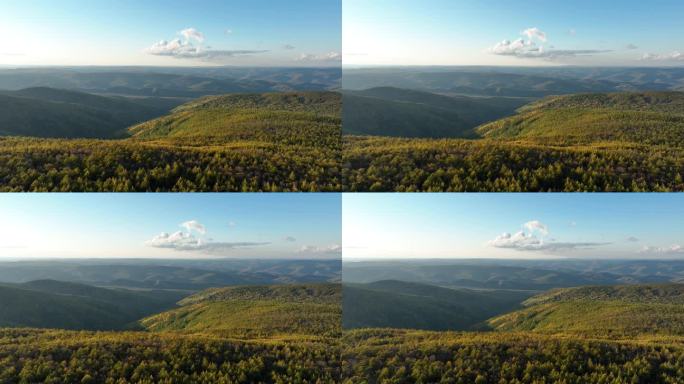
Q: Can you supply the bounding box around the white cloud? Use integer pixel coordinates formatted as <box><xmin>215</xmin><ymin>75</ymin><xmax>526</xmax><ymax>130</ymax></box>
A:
<box><xmin>146</xmin><ymin>221</ymin><xmax>269</xmax><ymax>254</ymax></box>
<box><xmin>146</xmin><ymin>28</ymin><xmax>267</xmax><ymax>61</ymax></box>
<box><xmin>298</xmin><ymin>244</ymin><xmax>342</xmax><ymax>256</ymax></box>
<box><xmin>225</xmin><ymin>29</ymin><xmax>233</xmax><ymax>35</ymax></box>
<box><xmin>283</xmin><ymin>44</ymin><xmax>296</xmax><ymax>50</ymax></box>
<box><xmin>488</xmin><ymin>27</ymin><xmax>610</xmax><ymax>60</ymax></box>
<box><xmin>523</xmin><ymin>220</ymin><xmax>548</xmax><ymax>236</ymax></box>
<box><xmin>522</xmin><ymin>27</ymin><xmax>547</xmax><ymax>42</ymax></box>
<box><xmin>625</xmin><ymin>43</ymin><xmax>638</xmax><ymax>50</ymax></box>
<box><xmin>228</xmin><ymin>221</ymin><xmax>237</xmax><ymax>228</ymax></box>
<box><xmin>641</xmin><ymin>51</ymin><xmax>683</xmax><ymax>61</ymax></box>
<box><xmin>181</xmin><ymin>220</ymin><xmax>206</xmax><ymax>235</ymax></box>
<box><xmin>626</xmin><ymin>236</ymin><xmax>639</xmax><ymax>242</ymax></box>
<box><xmin>568</xmin><ymin>29</ymin><xmax>577</xmax><ymax>36</ymax></box>
<box><xmin>640</xmin><ymin>245</ymin><xmax>684</xmax><ymax>254</ymax></box>
<box><xmin>283</xmin><ymin>236</ymin><xmax>297</xmax><ymax>242</ymax></box>
<box><xmin>180</xmin><ymin>28</ymin><xmax>204</xmax><ymax>43</ymax></box>
<box><xmin>296</xmin><ymin>52</ymin><xmax>341</xmax><ymax>62</ymax></box>
<box><xmin>488</xmin><ymin>220</ymin><xmax>608</xmax><ymax>252</ymax></box>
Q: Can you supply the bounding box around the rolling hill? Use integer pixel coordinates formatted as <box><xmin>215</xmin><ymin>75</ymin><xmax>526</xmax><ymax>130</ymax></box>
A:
<box><xmin>0</xmin><ymin>90</ymin><xmax>342</xmax><ymax>191</ymax></box>
<box><xmin>0</xmin><ymin>280</ymin><xmax>183</xmax><ymax>330</ymax></box>
<box><xmin>129</xmin><ymin>91</ymin><xmax>341</xmax><ymax>148</ymax></box>
<box><xmin>0</xmin><ymin>87</ymin><xmax>172</xmax><ymax>138</ymax></box>
<box><xmin>343</xmin><ymin>87</ymin><xmax>527</xmax><ymax>138</ymax></box>
<box><xmin>343</xmin><ymin>91</ymin><xmax>684</xmax><ymax>192</ymax></box>
<box><xmin>343</xmin><ymin>280</ymin><xmax>531</xmax><ymax>331</ymax></box>
<box><xmin>477</xmin><ymin>91</ymin><xmax>684</xmax><ymax>146</ymax></box>
<box><xmin>488</xmin><ymin>283</ymin><xmax>684</xmax><ymax>337</ymax></box>
<box><xmin>140</xmin><ymin>283</ymin><xmax>342</xmax><ymax>338</ymax></box>
<box><xmin>0</xmin><ymin>67</ymin><xmax>341</xmax><ymax>96</ymax></box>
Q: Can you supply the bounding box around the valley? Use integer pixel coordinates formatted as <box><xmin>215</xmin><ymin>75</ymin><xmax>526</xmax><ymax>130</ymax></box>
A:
<box><xmin>342</xmin><ymin>259</ymin><xmax>684</xmax><ymax>383</ymax></box>
<box><xmin>342</xmin><ymin>68</ymin><xmax>684</xmax><ymax>192</ymax></box>
<box><xmin>0</xmin><ymin>67</ymin><xmax>342</xmax><ymax>192</ymax></box>
<box><xmin>0</xmin><ymin>259</ymin><xmax>342</xmax><ymax>383</ymax></box>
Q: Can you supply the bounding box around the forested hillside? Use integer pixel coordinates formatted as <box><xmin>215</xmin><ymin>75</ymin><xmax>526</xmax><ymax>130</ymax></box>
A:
<box><xmin>0</xmin><ymin>91</ymin><xmax>342</xmax><ymax>192</ymax></box>
<box><xmin>342</xmin><ymin>329</ymin><xmax>684</xmax><ymax>383</ymax></box>
<box><xmin>0</xmin><ymin>282</ymin><xmax>342</xmax><ymax>382</ymax></box>
<box><xmin>141</xmin><ymin>284</ymin><xmax>341</xmax><ymax>338</ymax></box>
<box><xmin>0</xmin><ymin>280</ymin><xmax>182</xmax><ymax>330</ymax></box>
<box><xmin>489</xmin><ymin>284</ymin><xmax>684</xmax><ymax>337</ymax></box>
<box><xmin>343</xmin><ymin>91</ymin><xmax>684</xmax><ymax>192</ymax></box>
<box><xmin>343</xmin><ymin>87</ymin><xmax>527</xmax><ymax>138</ymax></box>
<box><xmin>0</xmin><ymin>88</ymin><xmax>172</xmax><ymax>138</ymax></box>
<box><xmin>343</xmin><ymin>281</ymin><xmax>530</xmax><ymax>330</ymax></box>
<box><xmin>0</xmin><ymin>329</ymin><xmax>340</xmax><ymax>383</ymax></box>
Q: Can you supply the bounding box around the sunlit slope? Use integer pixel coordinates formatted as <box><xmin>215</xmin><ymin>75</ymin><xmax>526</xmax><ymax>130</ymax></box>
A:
<box><xmin>140</xmin><ymin>284</ymin><xmax>342</xmax><ymax>338</ymax></box>
<box><xmin>342</xmin><ymin>329</ymin><xmax>684</xmax><ymax>383</ymax></box>
<box><xmin>0</xmin><ymin>328</ymin><xmax>339</xmax><ymax>383</ymax></box>
<box><xmin>488</xmin><ymin>283</ymin><xmax>684</xmax><ymax>337</ymax></box>
<box><xmin>129</xmin><ymin>91</ymin><xmax>341</xmax><ymax>148</ymax></box>
<box><xmin>477</xmin><ymin>92</ymin><xmax>684</xmax><ymax>146</ymax></box>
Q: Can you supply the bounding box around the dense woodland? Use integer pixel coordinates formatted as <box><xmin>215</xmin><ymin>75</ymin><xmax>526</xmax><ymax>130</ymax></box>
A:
<box><xmin>0</xmin><ymin>91</ymin><xmax>342</xmax><ymax>192</ymax></box>
<box><xmin>0</xmin><ymin>329</ymin><xmax>340</xmax><ymax>384</ymax></box>
<box><xmin>343</xmin><ymin>136</ymin><xmax>683</xmax><ymax>192</ymax></box>
<box><xmin>342</xmin><ymin>330</ymin><xmax>684</xmax><ymax>384</ymax></box>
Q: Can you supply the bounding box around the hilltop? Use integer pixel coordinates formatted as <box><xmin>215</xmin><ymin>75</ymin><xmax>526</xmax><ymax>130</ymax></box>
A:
<box><xmin>129</xmin><ymin>91</ymin><xmax>341</xmax><ymax>148</ymax></box>
<box><xmin>140</xmin><ymin>283</ymin><xmax>342</xmax><ymax>338</ymax></box>
<box><xmin>477</xmin><ymin>91</ymin><xmax>684</xmax><ymax>146</ymax></box>
<box><xmin>488</xmin><ymin>283</ymin><xmax>684</xmax><ymax>337</ymax></box>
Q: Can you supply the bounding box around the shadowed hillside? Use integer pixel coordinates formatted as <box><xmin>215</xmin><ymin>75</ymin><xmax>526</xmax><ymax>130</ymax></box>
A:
<box><xmin>0</xmin><ymin>88</ymin><xmax>172</xmax><ymax>138</ymax></box>
<box><xmin>343</xmin><ymin>87</ymin><xmax>527</xmax><ymax>138</ymax></box>
<box><xmin>0</xmin><ymin>280</ymin><xmax>183</xmax><ymax>330</ymax></box>
<box><xmin>343</xmin><ymin>280</ymin><xmax>531</xmax><ymax>331</ymax></box>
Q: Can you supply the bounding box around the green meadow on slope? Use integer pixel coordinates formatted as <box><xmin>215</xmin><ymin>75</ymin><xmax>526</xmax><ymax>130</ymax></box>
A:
<box><xmin>344</xmin><ymin>91</ymin><xmax>684</xmax><ymax>192</ymax></box>
<box><xmin>0</xmin><ymin>90</ymin><xmax>342</xmax><ymax>192</ymax></box>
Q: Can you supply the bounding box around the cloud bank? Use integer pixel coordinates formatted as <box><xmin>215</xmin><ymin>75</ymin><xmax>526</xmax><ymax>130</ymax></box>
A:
<box><xmin>296</xmin><ymin>52</ymin><xmax>341</xmax><ymax>62</ymax></box>
<box><xmin>146</xmin><ymin>28</ymin><xmax>267</xmax><ymax>61</ymax></box>
<box><xmin>146</xmin><ymin>220</ymin><xmax>269</xmax><ymax>254</ymax></box>
<box><xmin>488</xmin><ymin>220</ymin><xmax>609</xmax><ymax>252</ymax></box>
<box><xmin>488</xmin><ymin>27</ymin><xmax>610</xmax><ymax>60</ymax></box>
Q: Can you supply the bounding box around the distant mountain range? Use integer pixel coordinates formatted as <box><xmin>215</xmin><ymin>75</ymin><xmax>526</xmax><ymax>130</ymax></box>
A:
<box><xmin>343</xmin><ymin>66</ymin><xmax>684</xmax><ymax>96</ymax></box>
<box><xmin>0</xmin><ymin>67</ymin><xmax>340</xmax><ymax>97</ymax></box>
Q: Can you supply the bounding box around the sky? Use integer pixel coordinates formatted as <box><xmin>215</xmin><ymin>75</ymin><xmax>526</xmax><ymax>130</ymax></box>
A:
<box><xmin>0</xmin><ymin>0</ymin><xmax>341</xmax><ymax>67</ymax></box>
<box><xmin>344</xmin><ymin>0</ymin><xmax>684</xmax><ymax>66</ymax></box>
<box><xmin>343</xmin><ymin>194</ymin><xmax>684</xmax><ymax>260</ymax></box>
<box><xmin>0</xmin><ymin>194</ymin><xmax>341</xmax><ymax>259</ymax></box>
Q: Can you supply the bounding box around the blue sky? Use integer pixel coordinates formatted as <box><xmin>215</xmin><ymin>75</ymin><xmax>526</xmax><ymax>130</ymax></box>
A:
<box><xmin>0</xmin><ymin>0</ymin><xmax>341</xmax><ymax>66</ymax></box>
<box><xmin>343</xmin><ymin>194</ymin><xmax>684</xmax><ymax>260</ymax></box>
<box><xmin>0</xmin><ymin>194</ymin><xmax>341</xmax><ymax>259</ymax></box>
<box><xmin>344</xmin><ymin>0</ymin><xmax>684</xmax><ymax>66</ymax></box>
